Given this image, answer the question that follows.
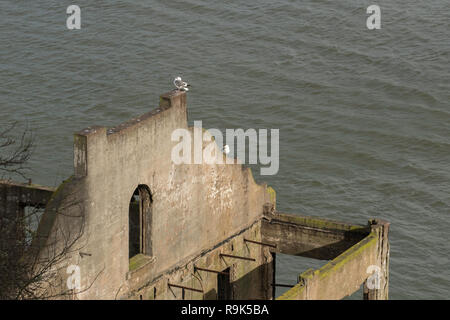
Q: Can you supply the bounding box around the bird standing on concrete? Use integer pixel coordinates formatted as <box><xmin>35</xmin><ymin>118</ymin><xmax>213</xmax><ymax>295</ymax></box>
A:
<box><xmin>173</xmin><ymin>76</ymin><xmax>190</xmax><ymax>91</ymax></box>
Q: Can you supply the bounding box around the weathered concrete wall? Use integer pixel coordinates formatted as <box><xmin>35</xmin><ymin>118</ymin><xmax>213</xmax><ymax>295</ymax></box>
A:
<box><xmin>276</xmin><ymin>219</ymin><xmax>390</xmax><ymax>300</ymax></box>
<box><xmin>125</xmin><ymin>221</ymin><xmax>273</xmax><ymax>300</ymax></box>
<box><xmin>38</xmin><ymin>90</ymin><xmax>274</xmax><ymax>299</ymax></box>
<box><xmin>20</xmin><ymin>89</ymin><xmax>390</xmax><ymax>300</ymax></box>
<box><xmin>0</xmin><ymin>181</ymin><xmax>57</xmax><ymax>298</ymax></box>
<box><xmin>261</xmin><ymin>210</ymin><xmax>370</xmax><ymax>260</ymax></box>
<box><xmin>0</xmin><ymin>180</ymin><xmax>55</xmax><ymax>217</ymax></box>
<box><xmin>363</xmin><ymin>219</ymin><xmax>390</xmax><ymax>300</ymax></box>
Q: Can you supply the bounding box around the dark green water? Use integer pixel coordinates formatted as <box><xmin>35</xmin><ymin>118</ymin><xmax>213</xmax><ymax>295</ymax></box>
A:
<box><xmin>1</xmin><ymin>1</ymin><xmax>449</xmax><ymax>299</ymax></box>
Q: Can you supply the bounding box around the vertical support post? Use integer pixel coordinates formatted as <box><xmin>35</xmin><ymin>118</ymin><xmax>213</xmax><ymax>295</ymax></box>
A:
<box><xmin>297</xmin><ymin>268</ymin><xmax>315</xmax><ymax>300</ymax></box>
<box><xmin>159</xmin><ymin>91</ymin><xmax>187</xmax><ymax>116</ymax></box>
<box><xmin>74</xmin><ymin>134</ymin><xmax>87</xmax><ymax>178</ymax></box>
<box><xmin>363</xmin><ymin>219</ymin><xmax>390</xmax><ymax>300</ymax></box>
<box><xmin>272</xmin><ymin>252</ymin><xmax>276</xmax><ymax>300</ymax></box>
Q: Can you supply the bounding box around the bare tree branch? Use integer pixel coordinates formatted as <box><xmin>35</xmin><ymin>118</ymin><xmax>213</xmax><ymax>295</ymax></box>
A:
<box><xmin>0</xmin><ymin>124</ymin><xmax>100</xmax><ymax>299</ymax></box>
<box><xmin>0</xmin><ymin>122</ymin><xmax>34</xmax><ymax>180</ymax></box>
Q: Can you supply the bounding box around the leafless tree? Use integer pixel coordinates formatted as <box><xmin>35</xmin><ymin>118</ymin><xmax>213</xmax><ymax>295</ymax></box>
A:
<box><xmin>0</xmin><ymin>124</ymin><xmax>101</xmax><ymax>299</ymax></box>
<box><xmin>0</xmin><ymin>122</ymin><xmax>34</xmax><ymax>180</ymax></box>
<box><xmin>0</xmin><ymin>202</ymin><xmax>89</xmax><ymax>299</ymax></box>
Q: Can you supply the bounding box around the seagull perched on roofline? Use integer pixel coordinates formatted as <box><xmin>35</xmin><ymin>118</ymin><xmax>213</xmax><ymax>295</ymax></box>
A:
<box><xmin>173</xmin><ymin>76</ymin><xmax>190</xmax><ymax>91</ymax></box>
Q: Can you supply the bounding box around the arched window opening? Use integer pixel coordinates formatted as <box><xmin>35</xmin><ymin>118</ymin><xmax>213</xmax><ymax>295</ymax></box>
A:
<box><xmin>129</xmin><ymin>185</ymin><xmax>153</xmax><ymax>260</ymax></box>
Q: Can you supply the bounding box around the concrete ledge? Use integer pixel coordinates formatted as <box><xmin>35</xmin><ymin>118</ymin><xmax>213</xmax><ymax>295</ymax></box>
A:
<box><xmin>261</xmin><ymin>212</ymin><xmax>370</xmax><ymax>260</ymax></box>
<box><xmin>278</xmin><ymin>232</ymin><xmax>377</xmax><ymax>300</ymax></box>
<box><xmin>267</xmin><ymin>211</ymin><xmax>369</xmax><ymax>233</ymax></box>
<box><xmin>276</xmin><ymin>219</ymin><xmax>390</xmax><ymax>300</ymax></box>
<box><xmin>0</xmin><ymin>180</ymin><xmax>55</xmax><ymax>193</ymax></box>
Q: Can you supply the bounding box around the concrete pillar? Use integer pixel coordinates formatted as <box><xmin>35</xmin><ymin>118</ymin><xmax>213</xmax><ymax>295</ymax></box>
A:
<box><xmin>74</xmin><ymin>134</ymin><xmax>87</xmax><ymax>178</ymax></box>
<box><xmin>159</xmin><ymin>90</ymin><xmax>187</xmax><ymax>112</ymax></box>
<box><xmin>363</xmin><ymin>219</ymin><xmax>390</xmax><ymax>300</ymax></box>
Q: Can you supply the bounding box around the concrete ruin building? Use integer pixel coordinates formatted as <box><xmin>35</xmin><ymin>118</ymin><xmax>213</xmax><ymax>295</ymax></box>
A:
<box><xmin>0</xmin><ymin>90</ymin><xmax>390</xmax><ymax>300</ymax></box>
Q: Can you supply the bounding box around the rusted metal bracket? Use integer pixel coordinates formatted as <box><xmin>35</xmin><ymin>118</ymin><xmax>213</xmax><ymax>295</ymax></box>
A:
<box><xmin>79</xmin><ymin>252</ymin><xmax>92</xmax><ymax>257</ymax></box>
<box><xmin>271</xmin><ymin>283</ymin><xmax>295</xmax><ymax>288</ymax></box>
<box><xmin>220</xmin><ymin>253</ymin><xmax>256</xmax><ymax>261</ymax></box>
<box><xmin>168</xmin><ymin>283</ymin><xmax>203</xmax><ymax>293</ymax></box>
<box><xmin>244</xmin><ymin>238</ymin><xmax>277</xmax><ymax>248</ymax></box>
<box><xmin>194</xmin><ymin>266</ymin><xmax>230</xmax><ymax>275</ymax></box>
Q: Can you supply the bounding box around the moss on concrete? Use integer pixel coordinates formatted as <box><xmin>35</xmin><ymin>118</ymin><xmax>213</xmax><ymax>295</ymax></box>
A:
<box><xmin>47</xmin><ymin>175</ymin><xmax>75</xmax><ymax>204</ymax></box>
<box><xmin>273</xmin><ymin>212</ymin><xmax>369</xmax><ymax>234</ymax></box>
<box><xmin>129</xmin><ymin>254</ymin><xmax>152</xmax><ymax>272</ymax></box>
<box><xmin>277</xmin><ymin>282</ymin><xmax>306</xmax><ymax>300</ymax></box>
<box><xmin>317</xmin><ymin>232</ymin><xmax>377</xmax><ymax>279</ymax></box>
<box><xmin>277</xmin><ymin>232</ymin><xmax>378</xmax><ymax>299</ymax></box>
<box><xmin>267</xmin><ymin>186</ymin><xmax>276</xmax><ymax>205</ymax></box>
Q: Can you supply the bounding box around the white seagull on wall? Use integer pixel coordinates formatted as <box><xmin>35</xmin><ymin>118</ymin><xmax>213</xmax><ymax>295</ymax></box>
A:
<box><xmin>173</xmin><ymin>76</ymin><xmax>190</xmax><ymax>91</ymax></box>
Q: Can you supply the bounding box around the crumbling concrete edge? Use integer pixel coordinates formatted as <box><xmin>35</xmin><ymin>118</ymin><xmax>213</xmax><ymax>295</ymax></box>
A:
<box><xmin>277</xmin><ymin>227</ymin><xmax>382</xmax><ymax>300</ymax></box>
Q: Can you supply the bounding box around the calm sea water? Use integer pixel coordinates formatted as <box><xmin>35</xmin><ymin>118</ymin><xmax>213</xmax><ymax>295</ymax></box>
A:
<box><xmin>1</xmin><ymin>1</ymin><xmax>449</xmax><ymax>299</ymax></box>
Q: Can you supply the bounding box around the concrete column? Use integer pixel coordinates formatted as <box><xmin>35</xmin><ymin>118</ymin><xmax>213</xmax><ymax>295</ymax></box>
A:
<box><xmin>363</xmin><ymin>219</ymin><xmax>390</xmax><ymax>300</ymax></box>
<box><xmin>159</xmin><ymin>90</ymin><xmax>187</xmax><ymax>111</ymax></box>
<box><xmin>74</xmin><ymin>134</ymin><xmax>87</xmax><ymax>178</ymax></box>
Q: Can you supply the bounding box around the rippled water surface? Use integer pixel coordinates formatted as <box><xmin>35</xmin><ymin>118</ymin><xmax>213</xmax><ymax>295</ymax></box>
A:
<box><xmin>1</xmin><ymin>1</ymin><xmax>449</xmax><ymax>299</ymax></box>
